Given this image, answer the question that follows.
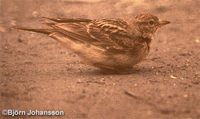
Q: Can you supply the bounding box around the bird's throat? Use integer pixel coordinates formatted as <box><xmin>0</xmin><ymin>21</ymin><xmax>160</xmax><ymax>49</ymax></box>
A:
<box><xmin>138</xmin><ymin>36</ymin><xmax>152</xmax><ymax>45</ymax></box>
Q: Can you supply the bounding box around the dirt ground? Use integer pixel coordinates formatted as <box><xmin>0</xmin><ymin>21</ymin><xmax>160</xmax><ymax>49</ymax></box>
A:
<box><xmin>0</xmin><ymin>0</ymin><xmax>200</xmax><ymax>119</ymax></box>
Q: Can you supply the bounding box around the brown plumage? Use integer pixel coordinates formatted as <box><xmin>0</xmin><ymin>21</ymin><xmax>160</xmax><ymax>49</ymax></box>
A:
<box><xmin>14</xmin><ymin>13</ymin><xmax>170</xmax><ymax>71</ymax></box>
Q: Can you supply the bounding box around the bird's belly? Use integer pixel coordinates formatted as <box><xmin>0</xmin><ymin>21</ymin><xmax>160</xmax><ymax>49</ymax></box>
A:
<box><xmin>110</xmin><ymin>52</ymin><xmax>148</xmax><ymax>68</ymax></box>
<box><xmin>68</xmin><ymin>40</ymin><xmax>149</xmax><ymax>70</ymax></box>
<box><xmin>79</xmin><ymin>47</ymin><xmax>149</xmax><ymax>70</ymax></box>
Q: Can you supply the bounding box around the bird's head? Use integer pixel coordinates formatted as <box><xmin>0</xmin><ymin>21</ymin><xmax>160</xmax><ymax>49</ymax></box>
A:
<box><xmin>135</xmin><ymin>13</ymin><xmax>170</xmax><ymax>38</ymax></box>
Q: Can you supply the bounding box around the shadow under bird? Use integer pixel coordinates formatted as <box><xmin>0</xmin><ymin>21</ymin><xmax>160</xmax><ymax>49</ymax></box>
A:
<box><xmin>14</xmin><ymin>13</ymin><xmax>170</xmax><ymax>71</ymax></box>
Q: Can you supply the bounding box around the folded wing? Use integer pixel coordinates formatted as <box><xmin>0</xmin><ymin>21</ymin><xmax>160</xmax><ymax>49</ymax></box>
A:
<box><xmin>15</xmin><ymin>17</ymin><xmax>137</xmax><ymax>52</ymax></box>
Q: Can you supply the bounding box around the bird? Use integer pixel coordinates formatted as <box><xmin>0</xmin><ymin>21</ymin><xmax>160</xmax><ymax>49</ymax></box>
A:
<box><xmin>14</xmin><ymin>13</ymin><xmax>170</xmax><ymax>72</ymax></box>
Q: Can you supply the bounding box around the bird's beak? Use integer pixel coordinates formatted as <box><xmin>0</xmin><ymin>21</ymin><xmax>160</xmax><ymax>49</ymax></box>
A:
<box><xmin>159</xmin><ymin>20</ymin><xmax>170</xmax><ymax>26</ymax></box>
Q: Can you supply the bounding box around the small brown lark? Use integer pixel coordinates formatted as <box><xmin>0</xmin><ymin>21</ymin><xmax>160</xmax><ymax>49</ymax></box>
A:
<box><xmin>15</xmin><ymin>13</ymin><xmax>170</xmax><ymax>71</ymax></box>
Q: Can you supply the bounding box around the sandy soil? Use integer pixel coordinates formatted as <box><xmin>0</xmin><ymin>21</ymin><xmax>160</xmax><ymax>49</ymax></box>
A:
<box><xmin>0</xmin><ymin>0</ymin><xmax>200</xmax><ymax>119</ymax></box>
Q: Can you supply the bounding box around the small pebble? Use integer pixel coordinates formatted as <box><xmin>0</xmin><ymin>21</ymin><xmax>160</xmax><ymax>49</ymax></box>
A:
<box><xmin>134</xmin><ymin>83</ymin><xmax>138</xmax><ymax>87</ymax></box>
<box><xmin>170</xmin><ymin>75</ymin><xmax>177</xmax><ymax>79</ymax></box>
<box><xmin>32</xmin><ymin>11</ymin><xmax>39</xmax><ymax>18</ymax></box>
<box><xmin>195</xmin><ymin>39</ymin><xmax>199</xmax><ymax>43</ymax></box>
<box><xmin>173</xmin><ymin>83</ymin><xmax>176</xmax><ymax>86</ymax></box>
<box><xmin>183</xmin><ymin>94</ymin><xmax>188</xmax><ymax>98</ymax></box>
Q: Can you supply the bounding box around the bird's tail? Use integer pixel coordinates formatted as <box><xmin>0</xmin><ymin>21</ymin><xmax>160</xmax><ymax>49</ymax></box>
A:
<box><xmin>13</xmin><ymin>26</ymin><xmax>54</xmax><ymax>35</ymax></box>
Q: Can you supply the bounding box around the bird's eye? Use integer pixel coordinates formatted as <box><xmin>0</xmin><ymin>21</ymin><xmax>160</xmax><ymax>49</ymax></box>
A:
<box><xmin>149</xmin><ymin>20</ymin><xmax>154</xmax><ymax>25</ymax></box>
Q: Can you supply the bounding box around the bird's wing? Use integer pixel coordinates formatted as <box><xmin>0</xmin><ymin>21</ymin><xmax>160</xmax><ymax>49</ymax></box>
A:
<box><xmin>15</xmin><ymin>17</ymin><xmax>138</xmax><ymax>51</ymax></box>
<box><xmin>51</xmin><ymin>18</ymin><xmax>137</xmax><ymax>51</ymax></box>
<box><xmin>86</xmin><ymin>19</ymin><xmax>139</xmax><ymax>49</ymax></box>
<box><xmin>42</xmin><ymin>17</ymin><xmax>92</xmax><ymax>23</ymax></box>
